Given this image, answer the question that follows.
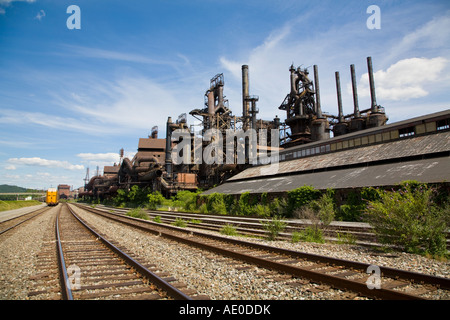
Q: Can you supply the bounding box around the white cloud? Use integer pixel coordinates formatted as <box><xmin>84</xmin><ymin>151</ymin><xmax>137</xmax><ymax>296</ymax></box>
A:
<box><xmin>0</xmin><ymin>0</ymin><xmax>36</xmax><ymax>4</ymax></box>
<box><xmin>357</xmin><ymin>57</ymin><xmax>448</xmax><ymax>101</ymax></box>
<box><xmin>7</xmin><ymin>157</ymin><xmax>84</xmax><ymax>170</ymax></box>
<box><xmin>384</xmin><ymin>13</ymin><xmax>450</xmax><ymax>64</ymax></box>
<box><xmin>5</xmin><ymin>164</ymin><xmax>16</xmax><ymax>170</ymax></box>
<box><xmin>77</xmin><ymin>152</ymin><xmax>122</xmax><ymax>163</ymax></box>
<box><xmin>76</xmin><ymin>152</ymin><xmax>136</xmax><ymax>173</ymax></box>
<box><xmin>35</xmin><ymin>9</ymin><xmax>45</xmax><ymax>21</ymax></box>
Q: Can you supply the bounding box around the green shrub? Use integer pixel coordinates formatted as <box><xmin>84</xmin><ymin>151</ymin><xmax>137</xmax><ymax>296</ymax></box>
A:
<box><xmin>173</xmin><ymin>190</ymin><xmax>200</xmax><ymax>212</ymax></box>
<box><xmin>237</xmin><ymin>192</ymin><xmax>255</xmax><ymax>216</ymax></box>
<box><xmin>153</xmin><ymin>215</ymin><xmax>162</xmax><ymax>223</ymax></box>
<box><xmin>298</xmin><ymin>226</ymin><xmax>325</xmax><ymax>243</ymax></box>
<box><xmin>254</xmin><ymin>204</ymin><xmax>271</xmax><ymax>218</ymax></box>
<box><xmin>287</xmin><ymin>186</ymin><xmax>321</xmax><ymax>217</ymax></box>
<box><xmin>147</xmin><ymin>191</ymin><xmax>165</xmax><ymax>210</ymax></box>
<box><xmin>309</xmin><ymin>190</ymin><xmax>335</xmax><ymax>227</ymax></box>
<box><xmin>172</xmin><ymin>217</ymin><xmax>187</xmax><ymax>227</ymax></box>
<box><xmin>261</xmin><ymin>215</ymin><xmax>287</xmax><ymax>240</ymax></box>
<box><xmin>220</xmin><ymin>224</ymin><xmax>238</xmax><ymax>236</ymax></box>
<box><xmin>126</xmin><ymin>208</ymin><xmax>149</xmax><ymax>220</ymax></box>
<box><xmin>291</xmin><ymin>231</ymin><xmax>302</xmax><ymax>243</ymax></box>
<box><xmin>364</xmin><ymin>182</ymin><xmax>449</xmax><ymax>256</ymax></box>
<box><xmin>206</xmin><ymin>193</ymin><xmax>228</xmax><ymax>214</ymax></box>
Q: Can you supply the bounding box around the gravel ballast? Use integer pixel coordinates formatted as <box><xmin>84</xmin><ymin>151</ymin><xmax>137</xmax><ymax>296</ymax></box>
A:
<box><xmin>1</xmin><ymin>204</ymin><xmax>449</xmax><ymax>300</ymax></box>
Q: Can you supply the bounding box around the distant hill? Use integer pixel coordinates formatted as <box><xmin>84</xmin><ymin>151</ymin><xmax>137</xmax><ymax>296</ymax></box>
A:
<box><xmin>0</xmin><ymin>184</ymin><xmax>42</xmax><ymax>193</ymax></box>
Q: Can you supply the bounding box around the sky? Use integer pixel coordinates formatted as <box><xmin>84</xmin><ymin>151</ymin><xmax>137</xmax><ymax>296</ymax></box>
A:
<box><xmin>0</xmin><ymin>0</ymin><xmax>449</xmax><ymax>190</ymax></box>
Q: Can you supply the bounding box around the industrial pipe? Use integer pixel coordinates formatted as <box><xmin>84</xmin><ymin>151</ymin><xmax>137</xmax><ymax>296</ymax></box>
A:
<box><xmin>350</xmin><ymin>64</ymin><xmax>360</xmax><ymax>118</ymax></box>
<box><xmin>313</xmin><ymin>65</ymin><xmax>323</xmax><ymax>118</ymax></box>
<box><xmin>367</xmin><ymin>56</ymin><xmax>378</xmax><ymax>113</ymax></box>
<box><xmin>165</xmin><ymin>117</ymin><xmax>173</xmax><ymax>178</ymax></box>
<box><xmin>335</xmin><ymin>71</ymin><xmax>344</xmax><ymax>123</ymax></box>
<box><xmin>242</xmin><ymin>65</ymin><xmax>250</xmax><ymax>129</ymax></box>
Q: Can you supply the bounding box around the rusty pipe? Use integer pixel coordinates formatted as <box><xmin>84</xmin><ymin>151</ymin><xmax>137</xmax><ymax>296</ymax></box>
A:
<box><xmin>313</xmin><ymin>65</ymin><xmax>322</xmax><ymax>118</ymax></box>
<box><xmin>367</xmin><ymin>56</ymin><xmax>378</xmax><ymax>113</ymax></box>
<box><xmin>350</xmin><ymin>64</ymin><xmax>360</xmax><ymax>118</ymax></box>
<box><xmin>335</xmin><ymin>71</ymin><xmax>344</xmax><ymax>123</ymax></box>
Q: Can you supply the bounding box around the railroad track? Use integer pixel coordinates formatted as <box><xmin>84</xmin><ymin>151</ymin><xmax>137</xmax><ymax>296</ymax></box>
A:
<box><xmin>90</xmin><ymin>204</ymin><xmax>450</xmax><ymax>249</ymax></box>
<box><xmin>74</xmin><ymin>203</ymin><xmax>450</xmax><ymax>300</ymax></box>
<box><xmin>91</xmin><ymin>204</ymin><xmax>377</xmax><ymax>244</ymax></box>
<box><xmin>0</xmin><ymin>205</ymin><xmax>52</xmax><ymax>236</ymax></box>
<box><xmin>29</xmin><ymin>203</ymin><xmax>206</xmax><ymax>300</ymax></box>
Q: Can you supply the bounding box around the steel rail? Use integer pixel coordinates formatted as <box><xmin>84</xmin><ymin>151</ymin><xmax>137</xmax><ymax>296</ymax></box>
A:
<box><xmin>55</xmin><ymin>205</ymin><xmax>74</xmax><ymax>300</ymax></box>
<box><xmin>0</xmin><ymin>206</ymin><xmax>51</xmax><ymax>235</ymax></box>
<box><xmin>65</xmin><ymin>204</ymin><xmax>192</xmax><ymax>300</ymax></box>
<box><xmin>75</xmin><ymin>203</ymin><xmax>450</xmax><ymax>300</ymax></box>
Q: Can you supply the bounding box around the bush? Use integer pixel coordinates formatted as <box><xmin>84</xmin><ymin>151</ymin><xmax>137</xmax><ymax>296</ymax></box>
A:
<box><xmin>364</xmin><ymin>182</ymin><xmax>449</xmax><ymax>256</ymax></box>
<box><xmin>206</xmin><ymin>193</ymin><xmax>228</xmax><ymax>215</ymax></box>
<box><xmin>254</xmin><ymin>204</ymin><xmax>271</xmax><ymax>218</ymax></box>
<box><xmin>220</xmin><ymin>224</ymin><xmax>238</xmax><ymax>236</ymax></box>
<box><xmin>126</xmin><ymin>208</ymin><xmax>149</xmax><ymax>220</ymax></box>
<box><xmin>147</xmin><ymin>191</ymin><xmax>165</xmax><ymax>210</ymax></box>
<box><xmin>172</xmin><ymin>217</ymin><xmax>187</xmax><ymax>227</ymax></box>
<box><xmin>173</xmin><ymin>190</ymin><xmax>200</xmax><ymax>212</ymax></box>
<box><xmin>237</xmin><ymin>192</ymin><xmax>255</xmax><ymax>216</ymax></box>
<box><xmin>261</xmin><ymin>215</ymin><xmax>287</xmax><ymax>240</ymax></box>
<box><xmin>287</xmin><ymin>186</ymin><xmax>321</xmax><ymax>217</ymax></box>
<box><xmin>309</xmin><ymin>190</ymin><xmax>335</xmax><ymax>227</ymax></box>
<box><xmin>298</xmin><ymin>226</ymin><xmax>325</xmax><ymax>243</ymax></box>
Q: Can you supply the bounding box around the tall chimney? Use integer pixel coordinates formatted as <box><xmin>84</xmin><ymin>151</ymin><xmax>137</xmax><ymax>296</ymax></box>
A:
<box><xmin>350</xmin><ymin>64</ymin><xmax>360</xmax><ymax>118</ymax></box>
<box><xmin>367</xmin><ymin>56</ymin><xmax>378</xmax><ymax>113</ymax></box>
<box><xmin>313</xmin><ymin>65</ymin><xmax>323</xmax><ymax>118</ymax></box>
<box><xmin>165</xmin><ymin>117</ymin><xmax>173</xmax><ymax>178</ymax></box>
<box><xmin>335</xmin><ymin>71</ymin><xmax>344</xmax><ymax>123</ymax></box>
<box><xmin>242</xmin><ymin>65</ymin><xmax>250</xmax><ymax>130</ymax></box>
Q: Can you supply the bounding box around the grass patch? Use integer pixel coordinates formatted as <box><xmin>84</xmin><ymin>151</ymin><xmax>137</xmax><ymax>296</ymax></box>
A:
<box><xmin>0</xmin><ymin>200</ymin><xmax>42</xmax><ymax>212</ymax></box>
<box><xmin>126</xmin><ymin>208</ymin><xmax>149</xmax><ymax>220</ymax></box>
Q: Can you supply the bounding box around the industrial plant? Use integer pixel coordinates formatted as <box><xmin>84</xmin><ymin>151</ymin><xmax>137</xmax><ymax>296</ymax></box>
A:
<box><xmin>80</xmin><ymin>57</ymin><xmax>450</xmax><ymax>200</ymax></box>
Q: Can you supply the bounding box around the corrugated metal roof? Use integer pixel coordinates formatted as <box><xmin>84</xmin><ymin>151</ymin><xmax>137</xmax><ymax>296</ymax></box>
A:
<box><xmin>203</xmin><ymin>157</ymin><xmax>450</xmax><ymax>194</ymax></box>
<box><xmin>229</xmin><ymin>131</ymin><xmax>450</xmax><ymax>181</ymax></box>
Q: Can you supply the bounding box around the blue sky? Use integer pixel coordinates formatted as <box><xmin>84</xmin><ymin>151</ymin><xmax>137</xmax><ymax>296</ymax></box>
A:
<box><xmin>0</xmin><ymin>0</ymin><xmax>449</xmax><ymax>190</ymax></box>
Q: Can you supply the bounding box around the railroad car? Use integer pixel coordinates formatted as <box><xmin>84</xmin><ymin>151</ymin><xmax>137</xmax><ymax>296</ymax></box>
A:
<box><xmin>45</xmin><ymin>188</ymin><xmax>59</xmax><ymax>206</ymax></box>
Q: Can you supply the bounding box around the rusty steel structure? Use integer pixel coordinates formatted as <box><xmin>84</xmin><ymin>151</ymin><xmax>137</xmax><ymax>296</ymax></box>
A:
<box><xmin>279</xmin><ymin>56</ymin><xmax>388</xmax><ymax>148</ymax></box>
<box><xmin>81</xmin><ymin>57</ymin><xmax>393</xmax><ymax>200</ymax></box>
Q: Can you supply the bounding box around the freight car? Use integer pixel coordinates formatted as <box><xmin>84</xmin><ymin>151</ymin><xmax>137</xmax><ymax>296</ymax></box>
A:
<box><xmin>45</xmin><ymin>188</ymin><xmax>59</xmax><ymax>206</ymax></box>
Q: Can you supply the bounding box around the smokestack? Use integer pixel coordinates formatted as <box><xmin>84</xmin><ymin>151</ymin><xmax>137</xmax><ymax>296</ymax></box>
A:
<box><xmin>367</xmin><ymin>56</ymin><xmax>378</xmax><ymax>113</ymax></box>
<box><xmin>242</xmin><ymin>65</ymin><xmax>250</xmax><ymax>130</ymax></box>
<box><xmin>165</xmin><ymin>117</ymin><xmax>173</xmax><ymax>178</ymax></box>
<box><xmin>313</xmin><ymin>65</ymin><xmax>323</xmax><ymax>118</ymax></box>
<box><xmin>350</xmin><ymin>64</ymin><xmax>360</xmax><ymax>118</ymax></box>
<box><xmin>335</xmin><ymin>71</ymin><xmax>344</xmax><ymax>123</ymax></box>
<box><xmin>207</xmin><ymin>90</ymin><xmax>215</xmax><ymax>115</ymax></box>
